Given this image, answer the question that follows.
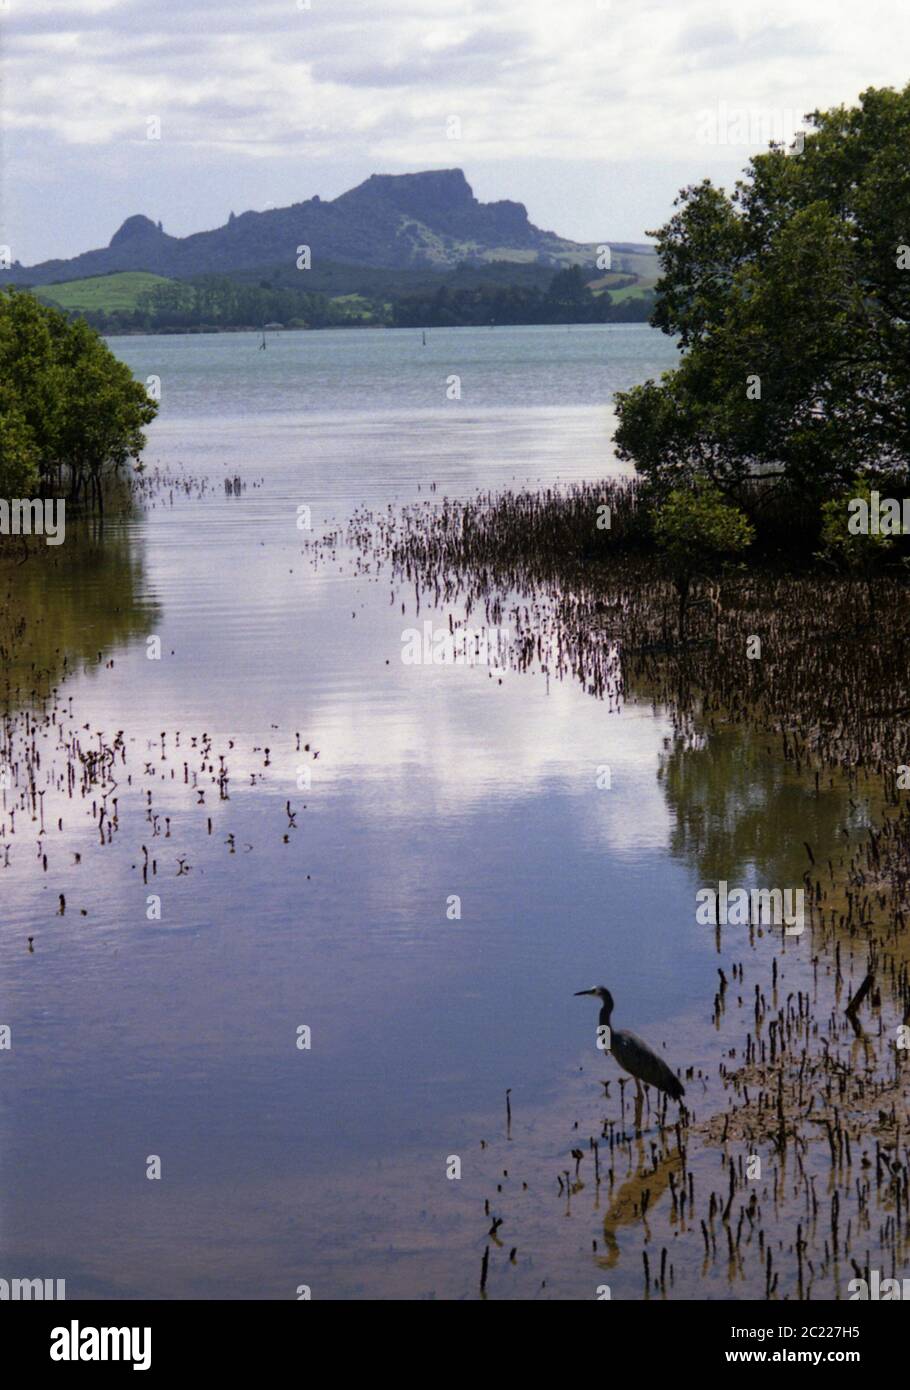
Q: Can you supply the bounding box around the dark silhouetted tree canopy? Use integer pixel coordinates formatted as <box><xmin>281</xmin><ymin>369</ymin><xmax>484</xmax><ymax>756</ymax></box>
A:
<box><xmin>615</xmin><ymin>84</ymin><xmax>910</xmax><ymax>506</ymax></box>
<box><xmin>0</xmin><ymin>288</ymin><xmax>157</xmax><ymax>510</ymax></box>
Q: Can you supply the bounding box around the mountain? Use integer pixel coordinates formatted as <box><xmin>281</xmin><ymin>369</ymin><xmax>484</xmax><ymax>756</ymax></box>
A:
<box><xmin>2</xmin><ymin>169</ymin><xmax>644</xmax><ymax>286</ymax></box>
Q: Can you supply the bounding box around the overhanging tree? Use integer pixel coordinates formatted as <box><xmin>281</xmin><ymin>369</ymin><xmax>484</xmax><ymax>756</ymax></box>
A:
<box><xmin>0</xmin><ymin>288</ymin><xmax>157</xmax><ymax>512</ymax></box>
<box><xmin>652</xmin><ymin>481</ymin><xmax>754</xmax><ymax>640</ymax></box>
<box><xmin>615</xmin><ymin>84</ymin><xmax>910</xmax><ymax>511</ymax></box>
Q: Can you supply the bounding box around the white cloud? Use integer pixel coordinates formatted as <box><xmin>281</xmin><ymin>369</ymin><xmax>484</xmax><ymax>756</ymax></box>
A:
<box><xmin>6</xmin><ymin>0</ymin><xmax>909</xmax><ymax>161</ymax></box>
<box><xmin>3</xmin><ymin>0</ymin><xmax>909</xmax><ymax>258</ymax></box>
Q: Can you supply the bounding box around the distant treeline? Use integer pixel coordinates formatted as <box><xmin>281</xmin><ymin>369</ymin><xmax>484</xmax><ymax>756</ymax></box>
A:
<box><xmin>87</xmin><ymin>277</ymin><xmax>363</xmax><ymax>333</ymax></box>
<box><xmin>65</xmin><ymin>266</ymin><xmax>654</xmax><ymax>334</ymax></box>
<box><xmin>391</xmin><ymin>267</ymin><xmax>653</xmax><ymax>327</ymax></box>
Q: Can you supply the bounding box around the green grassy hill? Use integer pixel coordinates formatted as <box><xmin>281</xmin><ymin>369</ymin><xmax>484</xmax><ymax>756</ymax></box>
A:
<box><xmin>610</xmin><ymin>249</ymin><xmax>659</xmax><ymax>283</ymax></box>
<box><xmin>25</xmin><ymin>252</ymin><xmax>658</xmax><ymax>332</ymax></box>
<box><xmin>599</xmin><ymin>281</ymin><xmax>653</xmax><ymax>305</ymax></box>
<box><xmin>36</xmin><ymin>271</ymin><xmax>176</xmax><ymax>313</ymax></box>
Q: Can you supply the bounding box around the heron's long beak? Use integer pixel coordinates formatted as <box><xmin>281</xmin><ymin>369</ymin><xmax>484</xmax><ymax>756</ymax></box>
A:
<box><xmin>574</xmin><ymin>989</ymin><xmax>597</xmax><ymax>996</ymax></box>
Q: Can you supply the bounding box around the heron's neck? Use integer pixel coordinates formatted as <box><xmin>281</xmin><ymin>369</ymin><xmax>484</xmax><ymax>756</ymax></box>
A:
<box><xmin>599</xmin><ymin>1001</ymin><xmax>613</xmax><ymax>1028</ymax></box>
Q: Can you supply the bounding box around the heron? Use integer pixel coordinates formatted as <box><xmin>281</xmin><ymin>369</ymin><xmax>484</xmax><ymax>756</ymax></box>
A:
<box><xmin>575</xmin><ymin>986</ymin><xmax>685</xmax><ymax>1104</ymax></box>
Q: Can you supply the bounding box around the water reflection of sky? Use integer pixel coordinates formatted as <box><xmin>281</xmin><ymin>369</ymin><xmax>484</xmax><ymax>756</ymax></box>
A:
<box><xmin>0</xmin><ymin>328</ymin><xmax>842</xmax><ymax>1298</ymax></box>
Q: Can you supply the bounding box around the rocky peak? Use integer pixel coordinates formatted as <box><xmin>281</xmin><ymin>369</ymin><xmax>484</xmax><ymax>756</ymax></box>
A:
<box><xmin>339</xmin><ymin>169</ymin><xmax>475</xmax><ymax>218</ymax></box>
<box><xmin>109</xmin><ymin>215</ymin><xmax>163</xmax><ymax>248</ymax></box>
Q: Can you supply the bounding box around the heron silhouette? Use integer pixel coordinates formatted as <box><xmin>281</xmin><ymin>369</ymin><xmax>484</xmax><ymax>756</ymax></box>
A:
<box><xmin>575</xmin><ymin>986</ymin><xmax>685</xmax><ymax>1103</ymax></box>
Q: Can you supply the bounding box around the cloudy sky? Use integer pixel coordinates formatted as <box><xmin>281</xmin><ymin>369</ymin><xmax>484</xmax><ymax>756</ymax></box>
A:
<box><xmin>2</xmin><ymin>0</ymin><xmax>908</xmax><ymax>264</ymax></box>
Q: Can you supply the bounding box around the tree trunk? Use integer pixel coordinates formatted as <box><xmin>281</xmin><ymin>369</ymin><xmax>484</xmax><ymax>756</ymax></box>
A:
<box><xmin>676</xmin><ymin>576</ymin><xmax>689</xmax><ymax>643</ymax></box>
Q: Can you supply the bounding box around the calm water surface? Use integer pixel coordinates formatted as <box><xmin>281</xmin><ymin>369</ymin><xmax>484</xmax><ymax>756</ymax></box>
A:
<box><xmin>0</xmin><ymin>326</ymin><xmax>854</xmax><ymax>1298</ymax></box>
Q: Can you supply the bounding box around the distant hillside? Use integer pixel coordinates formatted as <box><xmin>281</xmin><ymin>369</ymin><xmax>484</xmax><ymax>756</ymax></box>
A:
<box><xmin>24</xmin><ymin>260</ymin><xmax>656</xmax><ymax>335</ymax></box>
<box><xmin>2</xmin><ymin>169</ymin><xmax>657</xmax><ymax>287</ymax></box>
<box><xmin>35</xmin><ymin>271</ymin><xmax>175</xmax><ymax>312</ymax></box>
<box><xmin>27</xmin><ymin>262</ymin><xmax>582</xmax><ymax>319</ymax></box>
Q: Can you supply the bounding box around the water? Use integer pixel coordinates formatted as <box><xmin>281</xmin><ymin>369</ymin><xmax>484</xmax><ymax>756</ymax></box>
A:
<box><xmin>124</xmin><ymin>321</ymin><xmax>677</xmax><ymax>419</ymax></box>
<box><xmin>0</xmin><ymin>325</ymin><xmax>856</xmax><ymax>1299</ymax></box>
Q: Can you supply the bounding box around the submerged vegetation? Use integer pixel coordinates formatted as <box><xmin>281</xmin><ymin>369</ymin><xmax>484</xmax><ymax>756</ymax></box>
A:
<box><xmin>313</xmin><ymin>471</ymin><xmax>910</xmax><ymax>1298</ymax></box>
<box><xmin>297</xmin><ymin>85</ymin><xmax>910</xmax><ymax>1295</ymax></box>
